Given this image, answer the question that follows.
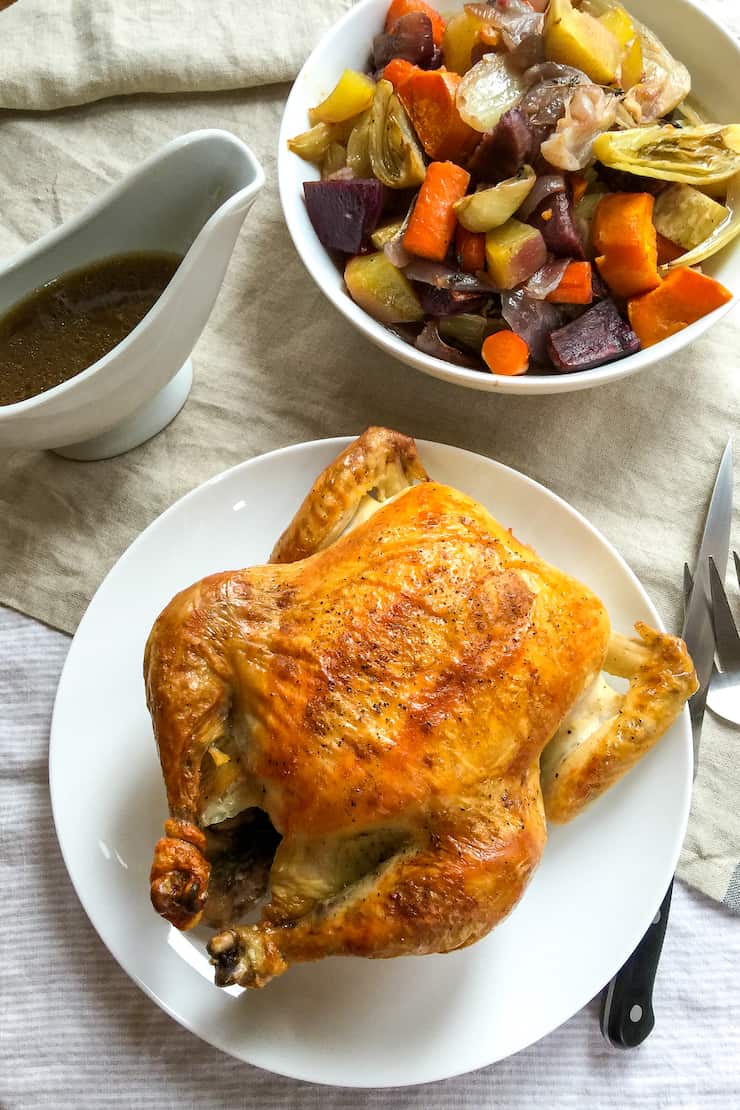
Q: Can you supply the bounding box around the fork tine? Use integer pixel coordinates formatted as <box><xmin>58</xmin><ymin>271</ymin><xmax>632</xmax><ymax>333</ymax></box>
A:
<box><xmin>734</xmin><ymin>551</ymin><xmax>740</xmax><ymax>592</ymax></box>
<box><xmin>683</xmin><ymin>562</ymin><xmax>693</xmax><ymax>622</ymax></box>
<box><xmin>708</xmin><ymin>557</ymin><xmax>740</xmax><ymax>671</ymax></box>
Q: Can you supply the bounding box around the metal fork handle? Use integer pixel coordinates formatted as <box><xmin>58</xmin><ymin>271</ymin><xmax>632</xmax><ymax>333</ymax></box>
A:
<box><xmin>600</xmin><ymin>880</ymin><xmax>673</xmax><ymax>1048</ymax></box>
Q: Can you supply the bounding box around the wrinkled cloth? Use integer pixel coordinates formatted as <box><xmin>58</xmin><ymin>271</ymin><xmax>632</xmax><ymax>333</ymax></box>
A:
<box><xmin>0</xmin><ymin>0</ymin><xmax>739</xmax><ymax>1101</ymax></box>
<box><xmin>0</xmin><ymin>0</ymin><xmax>352</xmax><ymax>109</ymax></box>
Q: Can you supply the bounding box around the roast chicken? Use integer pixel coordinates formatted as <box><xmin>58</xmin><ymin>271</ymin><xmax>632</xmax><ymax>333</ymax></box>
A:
<box><xmin>144</xmin><ymin>428</ymin><xmax>697</xmax><ymax>989</ymax></box>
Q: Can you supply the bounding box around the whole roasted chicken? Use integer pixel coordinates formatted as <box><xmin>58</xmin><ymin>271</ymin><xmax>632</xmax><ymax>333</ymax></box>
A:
<box><xmin>145</xmin><ymin>428</ymin><xmax>696</xmax><ymax>989</ymax></box>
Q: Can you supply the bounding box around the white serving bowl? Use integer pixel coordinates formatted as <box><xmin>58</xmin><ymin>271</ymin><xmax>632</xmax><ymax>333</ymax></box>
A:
<box><xmin>279</xmin><ymin>0</ymin><xmax>740</xmax><ymax>394</ymax></box>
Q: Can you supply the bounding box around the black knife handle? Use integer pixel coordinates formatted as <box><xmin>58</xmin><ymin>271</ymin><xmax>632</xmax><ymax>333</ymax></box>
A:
<box><xmin>600</xmin><ymin>879</ymin><xmax>673</xmax><ymax>1048</ymax></box>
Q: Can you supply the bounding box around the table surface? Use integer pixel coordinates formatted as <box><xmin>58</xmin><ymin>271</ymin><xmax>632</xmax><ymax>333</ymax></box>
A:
<box><xmin>2</xmin><ymin>604</ymin><xmax>739</xmax><ymax>1108</ymax></box>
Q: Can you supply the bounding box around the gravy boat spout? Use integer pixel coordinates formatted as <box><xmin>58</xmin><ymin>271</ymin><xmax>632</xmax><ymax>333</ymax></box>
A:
<box><xmin>0</xmin><ymin>129</ymin><xmax>265</xmax><ymax>460</ymax></box>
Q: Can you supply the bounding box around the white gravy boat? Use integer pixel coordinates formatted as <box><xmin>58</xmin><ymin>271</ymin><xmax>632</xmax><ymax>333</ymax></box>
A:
<box><xmin>0</xmin><ymin>129</ymin><xmax>264</xmax><ymax>460</ymax></box>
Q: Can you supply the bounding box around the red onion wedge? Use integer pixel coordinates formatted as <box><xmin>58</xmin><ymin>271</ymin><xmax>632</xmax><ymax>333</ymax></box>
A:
<box><xmin>521</xmin><ymin>257</ymin><xmax>571</xmax><ymax>300</ymax></box>
<box><xmin>415</xmin><ymin>320</ymin><xmax>483</xmax><ymax>368</ymax></box>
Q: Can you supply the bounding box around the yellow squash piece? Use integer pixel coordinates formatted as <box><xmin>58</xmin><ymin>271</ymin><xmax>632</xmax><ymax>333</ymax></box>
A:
<box><xmin>345</xmin><ymin>252</ymin><xmax>424</xmax><ymax>324</ymax></box>
<box><xmin>544</xmin><ymin>0</ymin><xmax>621</xmax><ymax>85</ymax></box>
<box><xmin>309</xmin><ymin>69</ymin><xmax>376</xmax><ymax>125</ymax></box>
<box><xmin>441</xmin><ymin>9</ymin><xmax>494</xmax><ymax>76</ymax></box>
<box><xmin>597</xmin><ymin>5</ymin><xmax>643</xmax><ymax>90</ymax></box>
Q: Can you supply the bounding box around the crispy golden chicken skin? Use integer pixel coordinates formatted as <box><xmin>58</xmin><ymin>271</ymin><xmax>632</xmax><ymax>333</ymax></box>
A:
<box><xmin>144</xmin><ymin>428</ymin><xmax>696</xmax><ymax>988</ymax></box>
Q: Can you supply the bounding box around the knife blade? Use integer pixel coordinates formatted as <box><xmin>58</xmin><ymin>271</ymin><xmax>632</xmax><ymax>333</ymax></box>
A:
<box><xmin>600</xmin><ymin>439</ymin><xmax>733</xmax><ymax>1049</ymax></box>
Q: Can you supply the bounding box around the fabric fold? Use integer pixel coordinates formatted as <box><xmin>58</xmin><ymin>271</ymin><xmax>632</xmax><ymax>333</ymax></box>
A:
<box><xmin>0</xmin><ymin>0</ymin><xmax>352</xmax><ymax>110</ymax></box>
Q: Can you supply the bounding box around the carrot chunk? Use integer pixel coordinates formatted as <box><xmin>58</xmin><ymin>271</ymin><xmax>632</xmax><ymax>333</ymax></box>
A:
<box><xmin>385</xmin><ymin>0</ymin><xmax>446</xmax><ymax>46</ymax></box>
<box><xmin>403</xmin><ymin>161</ymin><xmax>471</xmax><ymax>262</ymax></box>
<box><xmin>592</xmin><ymin>193</ymin><xmax>661</xmax><ymax>299</ymax></box>
<box><xmin>455</xmin><ymin>225</ymin><xmax>486</xmax><ymax>274</ymax></box>
<box><xmin>395</xmin><ymin>67</ymin><xmax>478</xmax><ymax>161</ymax></box>
<box><xmin>655</xmin><ymin>232</ymin><xmax>685</xmax><ymax>266</ymax></box>
<box><xmin>482</xmin><ymin>330</ymin><xmax>530</xmax><ymax>375</ymax></box>
<box><xmin>627</xmin><ymin>266</ymin><xmax>732</xmax><ymax>348</ymax></box>
<box><xmin>546</xmin><ymin>261</ymin><xmax>593</xmax><ymax>304</ymax></box>
<box><xmin>382</xmin><ymin>58</ymin><xmax>418</xmax><ymax>89</ymax></box>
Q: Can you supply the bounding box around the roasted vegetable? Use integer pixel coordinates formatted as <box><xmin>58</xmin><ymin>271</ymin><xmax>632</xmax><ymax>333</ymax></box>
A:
<box><xmin>455</xmin><ymin>225</ymin><xmax>487</xmax><ymax>273</ymax></box>
<box><xmin>441</xmin><ymin>8</ymin><xmax>497</xmax><ymax>75</ymax></box>
<box><xmin>288</xmin><ymin>121</ymin><xmax>352</xmax><ymax>164</ymax></box>
<box><xmin>485</xmin><ymin>219</ymin><xmax>547</xmax><ymax>288</ymax></box>
<box><xmin>456</xmin><ymin>53</ymin><xmax>528</xmax><ymax>134</ymax></box>
<box><xmin>439</xmin><ymin>312</ymin><xmax>506</xmax><ymax>352</ymax></box>
<box><xmin>454</xmin><ymin>166</ymin><xmax>536</xmax><ymax>232</ymax></box>
<box><xmin>540</xmin><ymin>86</ymin><xmax>617</xmax><ymax>172</ymax></box>
<box><xmin>521</xmin><ymin>257</ymin><xmax>570</xmax><ymax>300</ymax></box>
<box><xmin>592</xmin><ymin>192</ymin><xmax>660</xmax><ymax>298</ymax></box>
<box><xmin>593</xmin><ymin>126</ymin><xmax>740</xmax><ymax>189</ymax></box>
<box><xmin>663</xmin><ymin>173</ymin><xmax>740</xmax><ymax>270</ymax></box>
<box><xmin>310</xmin><ymin>70</ymin><xmax>375</xmax><ymax>125</ymax></box>
<box><xmin>382</xmin><ymin>58</ymin><xmax>417</xmax><ymax>88</ymax></box>
<box><xmin>345</xmin><ymin>251</ymin><xmax>424</xmax><ymax>323</ymax></box>
<box><xmin>546</xmin><ymin>261</ymin><xmax>593</xmax><ymax>304</ymax></box>
<box><xmin>369</xmin><ymin>80</ymin><xmax>426</xmax><ymax>189</ymax></box>
<box><xmin>548</xmin><ymin>298</ymin><xmax>641</xmax><ymax>372</ymax></box>
<box><xmin>373</xmin><ymin>12</ymin><xmax>437</xmax><ymax>71</ymax></box>
<box><xmin>573</xmin><ymin>189</ymin><xmax>606</xmax><ymax>257</ymax></box>
<box><xmin>371</xmin><ymin>219</ymin><xmax>406</xmax><ymax>249</ymax></box>
<box><xmin>593</xmin><ymin>2</ymin><xmax>642</xmax><ymax>90</ymax></box>
<box><xmin>624</xmin><ymin>18</ymin><xmax>690</xmax><ymax>124</ymax></box>
<box><xmin>304</xmin><ymin>179</ymin><xmax>384</xmax><ymax>254</ymax></box>
<box><xmin>386</xmin><ymin>0</ymin><xmax>446</xmax><ymax>46</ymax></box>
<box><xmin>543</xmin><ymin>0</ymin><xmax>621</xmax><ymax>85</ymax></box>
<box><xmin>474</xmin><ymin>0</ymin><xmax>545</xmax><ymax>51</ymax></box>
<box><xmin>627</xmin><ymin>267</ymin><xmax>732</xmax><ymax>348</ymax></box>
<box><xmin>321</xmin><ymin>142</ymin><xmax>348</xmax><ymax>179</ymax></box>
<box><xmin>395</xmin><ymin>66</ymin><xmax>478</xmax><ymax>161</ymax></box>
<box><xmin>346</xmin><ymin>109</ymin><xmax>373</xmax><ymax>177</ymax></box>
<box><xmin>655</xmin><ymin>233</ymin><xmax>685</xmax><ymax>266</ymax></box>
<box><xmin>652</xmin><ymin>185</ymin><xmax>729</xmax><ymax>252</ymax></box>
<box><xmin>414</xmin><ymin>285</ymin><xmax>486</xmax><ymax>316</ymax></box>
<box><xmin>527</xmin><ymin>191</ymin><xmax>585</xmax><ymax>259</ymax></box>
<box><xmin>467</xmin><ymin>108</ymin><xmax>535</xmax><ymax>182</ymax></box>
<box><xmin>501</xmin><ymin>290</ymin><xmax>568</xmax><ymax>363</ymax></box>
<box><xmin>482</xmin><ymin>329</ymin><xmax>530</xmax><ymax>375</ymax></box>
<box><xmin>403</xmin><ymin>160</ymin><xmax>471</xmax><ymax>261</ymax></box>
<box><xmin>415</xmin><ymin>320</ymin><xmax>482</xmax><ymax>367</ymax></box>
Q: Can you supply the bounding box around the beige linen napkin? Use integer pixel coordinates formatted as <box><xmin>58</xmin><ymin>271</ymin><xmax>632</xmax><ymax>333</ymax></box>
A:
<box><xmin>0</xmin><ymin>0</ymin><xmax>352</xmax><ymax>109</ymax></box>
<box><xmin>0</xmin><ymin>0</ymin><xmax>738</xmax><ymax>910</ymax></box>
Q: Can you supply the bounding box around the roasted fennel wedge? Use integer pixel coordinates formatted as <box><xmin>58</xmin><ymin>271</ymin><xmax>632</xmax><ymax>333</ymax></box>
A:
<box><xmin>593</xmin><ymin>125</ymin><xmax>740</xmax><ymax>188</ymax></box>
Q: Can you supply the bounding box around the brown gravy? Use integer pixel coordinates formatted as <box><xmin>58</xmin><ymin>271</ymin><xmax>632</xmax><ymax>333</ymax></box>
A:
<box><xmin>0</xmin><ymin>251</ymin><xmax>182</xmax><ymax>406</ymax></box>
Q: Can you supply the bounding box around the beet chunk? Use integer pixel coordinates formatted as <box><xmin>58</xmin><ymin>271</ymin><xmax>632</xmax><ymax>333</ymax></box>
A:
<box><xmin>527</xmin><ymin>192</ymin><xmax>584</xmax><ymax>259</ymax></box>
<box><xmin>304</xmin><ymin>179</ymin><xmax>384</xmax><ymax>254</ymax></box>
<box><xmin>547</xmin><ymin>298</ymin><xmax>641</xmax><ymax>372</ymax></box>
<box><xmin>372</xmin><ymin>12</ymin><xmax>436</xmax><ymax>70</ymax></box>
<box><xmin>467</xmin><ymin>108</ymin><xmax>536</xmax><ymax>182</ymax></box>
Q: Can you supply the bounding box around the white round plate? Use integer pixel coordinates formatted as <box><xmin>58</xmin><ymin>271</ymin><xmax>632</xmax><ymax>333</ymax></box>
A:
<box><xmin>50</xmin><ymin>438</ymin><xmax>692</xmax><ymax>1087</ymax></box>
